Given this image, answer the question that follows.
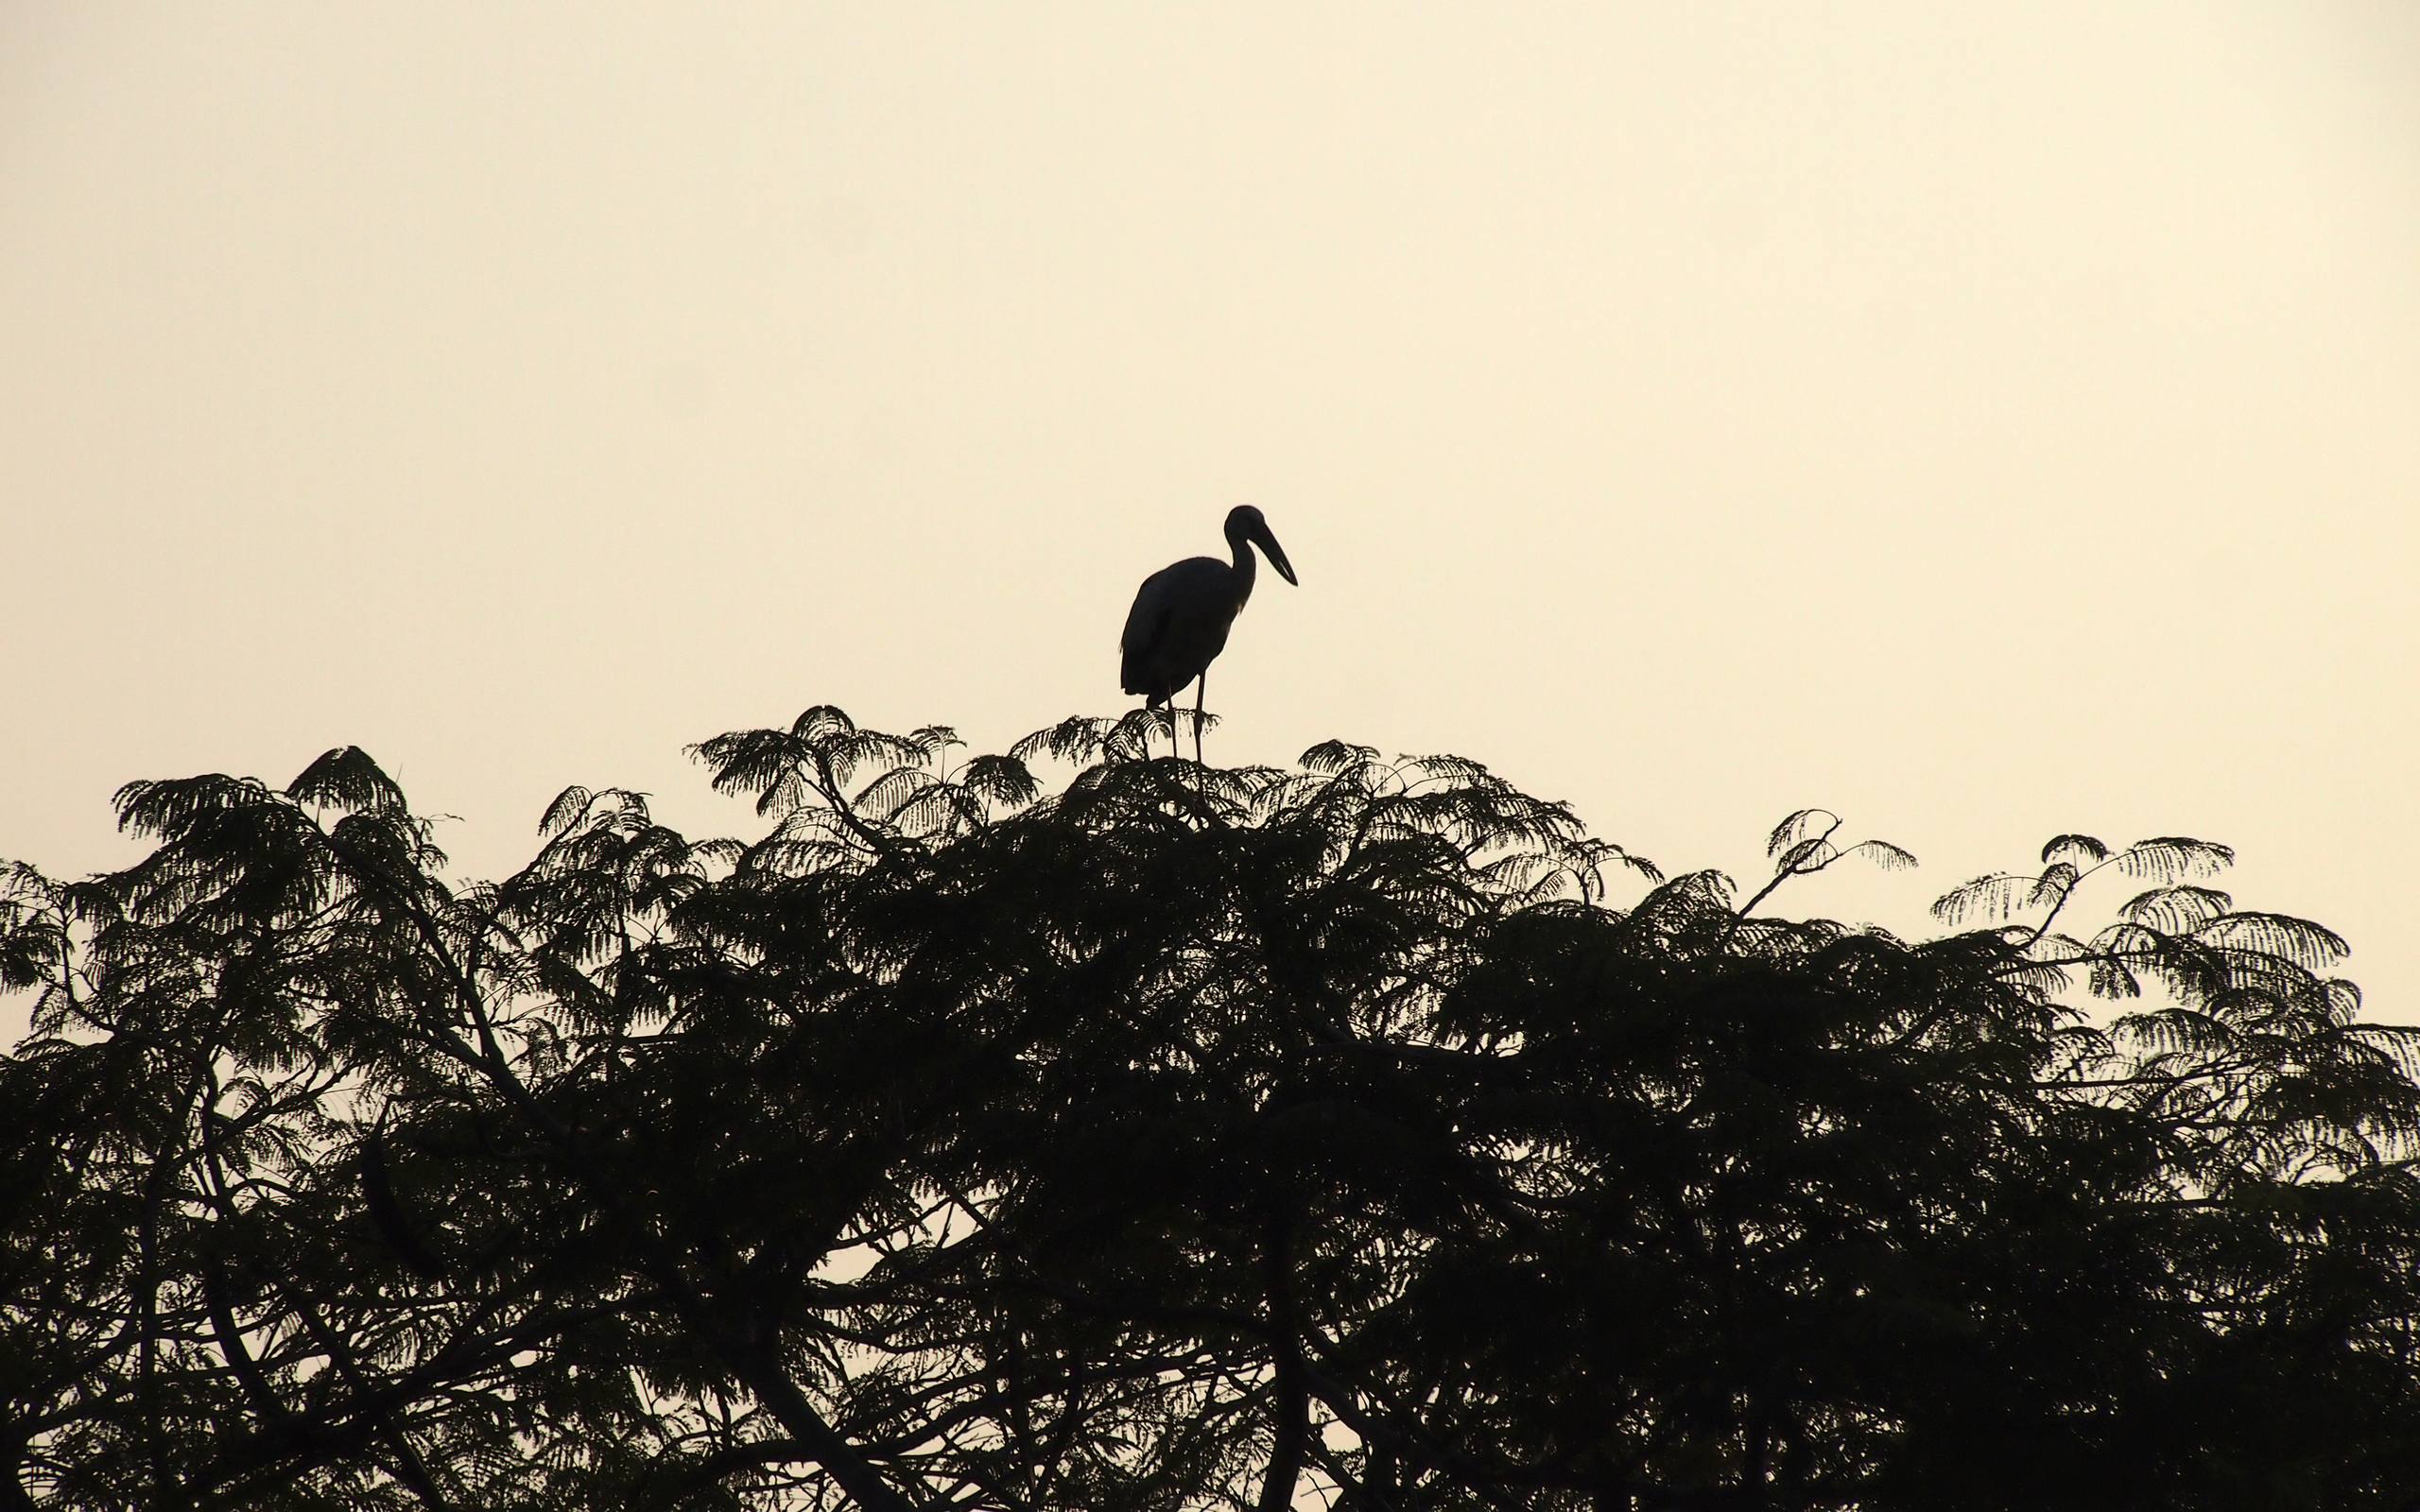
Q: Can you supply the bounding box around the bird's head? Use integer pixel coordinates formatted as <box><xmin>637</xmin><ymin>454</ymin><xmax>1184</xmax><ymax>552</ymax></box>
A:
<box><xmin>1225</xmin><ymin>505</ymin><xmax>1298</xmax><ymax>586</ymax></box>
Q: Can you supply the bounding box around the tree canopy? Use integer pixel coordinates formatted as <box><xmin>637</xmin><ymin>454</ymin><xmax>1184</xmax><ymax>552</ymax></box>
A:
<box><xmin>5</xmin><ymin>707</ymin><xmax>2416</xmax><ymax>1510</ymax></box>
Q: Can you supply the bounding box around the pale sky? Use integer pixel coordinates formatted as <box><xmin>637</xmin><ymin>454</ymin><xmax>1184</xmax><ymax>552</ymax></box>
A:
<box><xmin>5</xmin><ymin>4</ymin><xmax>2416</xmax><ymax>1033</ymax></box>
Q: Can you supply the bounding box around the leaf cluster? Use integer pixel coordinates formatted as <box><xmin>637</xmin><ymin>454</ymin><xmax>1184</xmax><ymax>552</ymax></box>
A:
<box><xmin>3</xmin><ymin>711</ymin><xmax>2414</xmax><ymax>1510</ymax></box>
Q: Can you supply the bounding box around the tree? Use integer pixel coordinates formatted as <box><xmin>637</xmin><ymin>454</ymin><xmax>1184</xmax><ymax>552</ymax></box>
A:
<box><xmin>4</xmin><ymin>706</ymin><xmax>2416</xmax><ymax>1510</ymax></box>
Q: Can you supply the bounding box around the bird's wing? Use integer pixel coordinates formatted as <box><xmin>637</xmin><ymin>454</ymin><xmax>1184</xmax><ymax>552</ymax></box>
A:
<box><xmin>1120</xmin><ymin>567</ymin><xmax>1175</xmax><ymax>693</ymax></box>
<box><xmin>1120</xmin><ymin>567</ymin><xmax>1172</xmax><ymax>657</ymax></box>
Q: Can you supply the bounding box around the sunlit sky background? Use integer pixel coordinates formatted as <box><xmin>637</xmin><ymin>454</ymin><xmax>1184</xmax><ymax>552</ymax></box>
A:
<box><xmin>5</xmin><ymin>4</ymin><xmax>2415</xmax><ymax>1037</ymax></box>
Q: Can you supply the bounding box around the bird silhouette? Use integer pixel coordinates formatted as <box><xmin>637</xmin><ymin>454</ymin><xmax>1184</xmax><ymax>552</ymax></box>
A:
<box><xmin>1120</xmin><ymin>506</ymin><xmax>1299</xmax><ymax>762</ymax></box>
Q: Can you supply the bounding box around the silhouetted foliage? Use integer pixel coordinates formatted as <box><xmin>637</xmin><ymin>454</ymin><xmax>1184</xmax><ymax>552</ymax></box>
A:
<box><xmin>5</xmin><ymin>706</ymin><xmax>2417</xmax><ymax>1510</ymax></box>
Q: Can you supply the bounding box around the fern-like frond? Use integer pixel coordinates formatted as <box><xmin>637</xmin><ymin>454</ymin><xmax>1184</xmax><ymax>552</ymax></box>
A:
<box><xmin>1300</xmin><ymin>740</ymin><xmax>1380</xmax><ymax>775</ymax></box>
<box><xmin>1932</xmin><ymin>873</ymin><xmax>2034</xmax><ymax>926</ymax></box>
<box><xmin>286</xmin><ymin>746</ymin><xmax>407</xmax><ymax>817</ymax></box>
<box><xmin>959</xmin><ymin>755</ymin><xmax>1042</xmax><ymax>812</ymax></box>
<box><xmin>1011</xmin><ymin>715</ymin><xmax>1120</xmax><ymax>768</ymax></box>
<box><xmin>2115</xmin><ymin>836</ymin><xmax>2236</xmax><ymax>884</ymax></box>
<box><xmin>2040</xmin><ymin>833</ymin><xmax>2109</xmax><ymax>868</ymax></box>
<box><xmin>2191</xmin><ymin>912</ymin><xmax>2350</xmax><ymax>972</ymax></box>
<box><xmin>2340</xmin><ymin>1022</ymin><xmax>2420</xmax><ymax>1082</ymax></box>
<box><xmin>821</xmin><ymin>725</ymin><xmax>937</xmax><ymax>787</ymax></box>
<box><xmin>2030</xmin><ymin>861</ymin><xmax>2080</xmax><ymax>910</ymax></box>
<box><xmin>1767</xmin><ymin>809</ymin><xmax>1840</xmax><ymax>859</ymax></box>
<box><xmin>789</xmin><ymin>705</ymin><xmax>857</xmax><ymax>744</ymax></box>
<box><xmin>1773</xmin><ymin>837</ymin><xmax>1841</xmax><ymax>875</ymax></box>
<box><xmin>690</xmin><ymin>729</ymin><xmax>804</xmax><ymax>813</ymax></box>
<box><xmin>2028</xmin><ymin>930</ymin><xmax>2094</xmax><ymax>961</ymax></box>
<box><xmin>2088</xmin><ymin>956</ymin><xmax>2143</xmax><ymax>1000</ymax></box>
<box><xmin>2326</xmin><ymin>978</ymin><xmax>2362</xmax><ymax>1022</ymax></box>
<box><xmin>2113</xmin><ymin>1004</ymin><xmax>2239</xmax><ymax>1057</ymax></box>
<box><xmin>538</xmin><ymin>785</ymin><xmax>596</xmax><ymax>839</ymax></box>
<box><xmin>886</xmin><ymin>784</ymin><xmax>976</xmax><ymax>839</ymax></box>
<box><xmin>1399</xmin><ymin>753</ymin><xmax>1495</xmax><ymax>791</ymax></box>
<box><xmin>1614</xmin><ymin>846</ymin><xmax>1665</xmax><ymax>884</ymax></box>
<box><xmin>735</xmin><ymin>834</ymin><xmax>855</xmax><ymax>878</ymax></box>
<box><xmin>1621</xmin><ymin>869</ymin><xmax>1737</xmax><ymax>952</ymax></box>
<box><xmin>1996</xmin><ymin>958</ymin><xmax>2075</xmax><ymax>1001</ymax></box>
<box><xmin>1567</xmin><ymin>836</ymin><xmax>1663</xmax><ymax>888</ymax></box>
<box><xmin>1105</xmin><ymin>707</ymin><xmax>1164</xmax><ymax>763</ymax></box>
<box><xmin>1476</xmin><ymin>849</ymin><xmax>1561</xmax><ymax>903</ymax></box>
<box><xmin>113</xmin><ymin>773</ymin><xmax>276</xmax><ymax>840</ymax></box>
<box><xmin>2120</xmin><ymin>885</ymin><xmax>2232</xmax><ymax>936</ymax></box>
<box><xmin>1847</xmin><ymin>839</ymin><xmax>1918</xmax><ymax>872</ymax></box>
<box><xmin>858</xmin><ymin>767</ymin><xmax>938</xmax><ymax>823</ymax></box>
<box><xmin>0</xmin><ymin>877</ymin><xmax>66</xmax><ymax>994</ymax></box>
<box><xmin>329</xmin><ymin>812</ymin><xmax>444</xmax><ymax>892</ymax></box>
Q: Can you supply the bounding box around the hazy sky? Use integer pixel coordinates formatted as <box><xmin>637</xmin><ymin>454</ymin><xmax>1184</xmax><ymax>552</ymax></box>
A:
<box><xmin>5</xmin><ymin>4</ymin><xmax>2416</xmax><ymax>1032</ymax></box>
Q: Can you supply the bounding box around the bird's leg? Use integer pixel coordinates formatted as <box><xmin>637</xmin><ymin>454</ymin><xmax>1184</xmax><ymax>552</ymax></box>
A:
<box><xmin>1193</xmin><ymin>670</ymin><xmax>1208</xmax><ymax>765</ymax></box>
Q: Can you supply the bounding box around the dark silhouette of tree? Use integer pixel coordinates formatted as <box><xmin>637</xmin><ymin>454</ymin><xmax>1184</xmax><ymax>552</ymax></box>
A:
<box><xmin>4</xmin><ymin>707</ymin><xmax>2416</xmax><ymax>1510</ymax></box>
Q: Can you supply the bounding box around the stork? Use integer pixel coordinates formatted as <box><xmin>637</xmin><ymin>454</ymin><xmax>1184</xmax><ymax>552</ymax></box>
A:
<box><xmin>1119</xmin><ymin>505</ymin><xmax>1299</xmax><ymax>762</ymax></box>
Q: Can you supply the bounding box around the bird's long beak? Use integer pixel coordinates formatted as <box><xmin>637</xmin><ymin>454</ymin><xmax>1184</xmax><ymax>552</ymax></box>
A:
<box><xmin>1253</xmin><ymin>523</ymin><xmax>1299</xmax><ymax>586</ymax></box>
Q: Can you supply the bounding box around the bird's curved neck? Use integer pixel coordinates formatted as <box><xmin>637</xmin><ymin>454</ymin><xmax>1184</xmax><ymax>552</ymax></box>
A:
<box><xmin>1225</xmin><ymin>522</ymin><xmax>1258</xmax><ymax>604</ymax></box>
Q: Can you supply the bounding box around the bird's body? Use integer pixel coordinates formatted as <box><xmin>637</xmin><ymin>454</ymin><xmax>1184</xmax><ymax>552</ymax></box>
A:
<box><xmin>1120</xmin><ymin>506</ymin><xmax>1297</xmax><ymax>760</ymax></box>
<box><xmin>1120</xmin><ymin>554</ymin><xmax>1254</xmax><ymax>704</ymax></box>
